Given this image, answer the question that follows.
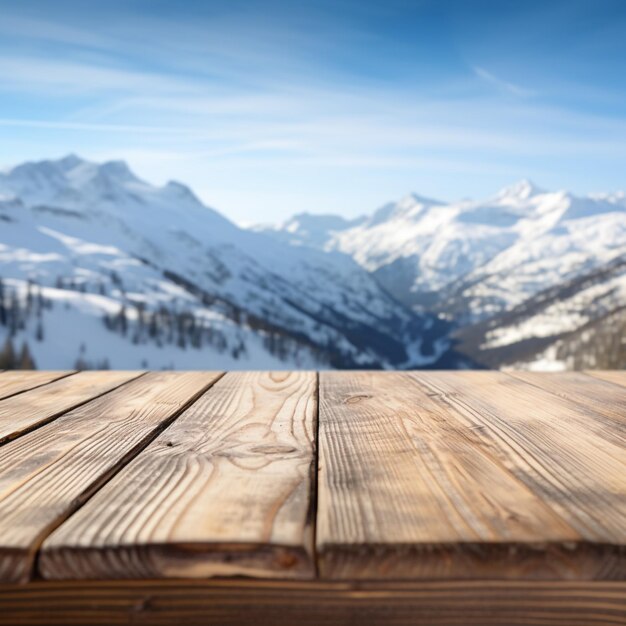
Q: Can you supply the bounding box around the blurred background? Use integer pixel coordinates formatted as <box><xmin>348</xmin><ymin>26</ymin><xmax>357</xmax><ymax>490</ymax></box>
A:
<box><xmin>0</xmin><ymin>0</ymin><xmax>624</xmax><ymax>371</ymax></box>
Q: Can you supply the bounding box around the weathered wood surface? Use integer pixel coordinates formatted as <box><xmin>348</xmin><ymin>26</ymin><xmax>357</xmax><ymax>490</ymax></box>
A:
<box><xmin>586</xmin><ymin>370</ymin><xmax>626</xmax><ymax>388</ymax></box>
<box><xmin>40</xmin><ymin>371</ymin><xmax>318</xmax><ymax>580</ymax></box>
<box><xmin>510</xmin><ymin>371</ymin><xmax>626</xmax><ymax>425</ymax></box>
<box><xmin>0</xmin><ymin>370</ymin><xmax>141</xmax><ymax>444</ymax></box>
<box><xmin>410</xmin><ymin>371</ymin><xmax>626</xmax><ymax>542</ymax></box>
<box><xmin>317</xmin><ymin>371</ymin><xmax>626</xmax><ymax>580</ymax></box>
<box><xmin>0</xmin><ymin>370</ymin><xmax>72</xmax><ymax>400</ymax></box>
<box><xmin>1</xmin><ymin>580</ymin><xmax>624</xmax><ymax>626</ymax></box>
<box><xmin>0</xmin><ymin>372</ymin><xmax>221</xmax><ymax>583</ymax></box>
<box><xmin>0</xmin><ymin>369</ymin><xmax>624</xmax><ymax>625</ymax></box>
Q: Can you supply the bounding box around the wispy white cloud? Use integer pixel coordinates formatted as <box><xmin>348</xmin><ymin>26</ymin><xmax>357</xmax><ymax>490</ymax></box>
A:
<box><xmin>0</xmin><ymin>118</ymin><xmax>187</xmax><ymax>134</ymax></box>
<box><xmin>472</xmin><ymin>66</ymin><xmax>534</xmax><ymax>97</ymax></box>
<box><xmin>0</xmin><ymin>57</ymin><xmax>195</xmax><ymax>96</ymax></box>
<box><xmin>0</xmin><ymin>15</ymin><xmax>115</xmax><ymax>50</ymax></box>
<box><xmin>0</xmin><ymin>4</ymin><xmax>624</xmax><ymax>221</ymax></box>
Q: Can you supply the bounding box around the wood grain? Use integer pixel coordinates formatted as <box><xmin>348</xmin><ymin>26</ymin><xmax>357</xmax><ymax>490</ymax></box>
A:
<box><xmin>317</xmin><ymin>371</ymin><xmax>606</xmax><ymax>580</ymax></box>
<box><xmin>509</xmin><ymin>371</ymin><xmax>626</xmax><ymax>425</ymax></box>
<box><xmin>40</xmin><ymin>371</ymin><xmax>318</xmax><ymax>580</ymax></box>
<box><xmin>0</xmin><ymin>371</ymin><xmax>143</xmax><ymax>444</ymax></box>
<box><xmin>0</xmin><ymin>370</ymin><xmax>73</xmax><ymax>400</ymax></box>
<box><xmin>585</xmin><ymin>370</ymin><xmax>626</xmax><ymax>388</ymax></box>
<box><xmin>0</xmin><ymin>372</ymin><xmax>221</xmax><ymax>583</ymax></box>
<box><xmin>0</xmin><ymin>579</ymin><xmax>624</xmax><ymax>626</ymax></box>
<box><xmin>409</xmin><ymin>371</ymin><xmax>626</xmax><ymax>575</ymax></box>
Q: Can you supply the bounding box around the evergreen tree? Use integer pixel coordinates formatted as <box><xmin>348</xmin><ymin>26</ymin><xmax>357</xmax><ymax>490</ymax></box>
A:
<box><xmin>103</xmin><ymin>312</ymin><xmax>114</xmax><ymax>331</ymax></box>
<box><xmin>26</xmin><ymin>280</ymin><xmax>34</xmax><ymax>313</ymax></box>
<box><xmin>0</xmin><ymin>278</ymin><xmax>5</xmax><ymax>326</ymax></box>
<box><xmin>75</xmin><ymin>343</ymin><xmax>89</xmax><ymax>370</ymax></box>
<box><xmin>37</xmin><ymin>285</ymin><xmax>44</xmax><ymax>314</ymax></box>
<box><xmin>74</xmin><ymin>355</ymin><xmax>89</xmax><ymax>370</ymax></box>
<box><xmin>8</xmin><ymin>291</ymin><xmax>20</xmax><ymax>335</ymax></box>
<box><xmin>148</xmin><ymin>312</ymin><xmax>158</xmax><ymax>339</ymax></box>
<box><xmin>0</xmin><ymin>337</ymin><xmax>16</xmax><ymax>369</ymax></box>
<box><xmin>36</xmin><ymin>319</ymin><xmax>44</xmax><ymax>342</ymax></box>
<box><xmin>117</xmin><ymin>306</ymin><xmax>128</xmax><ymax>336</ymax></box>
<box><xmin>18</xmin><ymin>341</ymin><xmax>36</xmax><ymax>370</ymax></box>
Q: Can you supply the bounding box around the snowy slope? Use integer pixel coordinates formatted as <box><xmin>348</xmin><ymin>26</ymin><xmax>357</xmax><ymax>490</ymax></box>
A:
<box><xmin>260</xmin><ymin>180</ymin><xmax>626</xmax><ymax>323</ymax></box>
<box><xmin>441</xmin><ymin>189</ymin><xmax>626</xmax><ymax>322</ymax></box>
<box><xmin>0</xmin><ymin>155</ymin><xmax>455</xmax><ymax>370</ymax></box>
<box><xmin>454</xmin><ymin>256</ymin><xmax>626</xmax><ymax>370</ymax></box>
<box><xmin>252</xmin><ymin>212</ymin><xmax>366</xmax><ymax>249</ymax></box>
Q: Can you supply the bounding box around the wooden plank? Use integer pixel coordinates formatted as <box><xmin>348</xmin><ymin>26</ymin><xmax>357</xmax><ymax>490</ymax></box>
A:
<box><xmin>0</xmin><ymin>579</ymin><xmax>624</xmax><ymax>626</ymax></box>
<box><xmin>509</xmin><ymin>371</ymin><xmax>626</xmax><ymax>425</ymax></box>
<box><xmin>0</xmin><ymin>371</ymin><xmax>143</xmax><ymax>444</ymax></box>
<box><xmin>0</xmin><ymin>371</ymin><xmax>221</xmax><ymax>583</ymax></box>
<box><xmin>408</xmin><ymin>372</ymin><xmax>626</xmax><ymax>570</ymax></box>
<box><xmin>585</xmin><ymin>370</ymin><xmax>626</xmax><ymax>388</ymax></box>
<box><xmin>40</xmin><ymin>371</ymin><xmax>318</xmax><ymax>580</ymax></box>
<box><xmin>0</xmin><ymin>371</ymin><xmax>73</xmax><ymax>401</ymax></box>
<box><xmin>317</xmin><ymin>371</ymin><xmax>598</xmax><ymax>580</ymax></box>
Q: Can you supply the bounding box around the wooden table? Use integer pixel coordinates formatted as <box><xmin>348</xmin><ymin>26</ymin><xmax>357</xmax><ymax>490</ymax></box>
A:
<box><xmin>0</xmin><ymin>370</ymin><xmax>624</xmax><ymax>625</ymax></box>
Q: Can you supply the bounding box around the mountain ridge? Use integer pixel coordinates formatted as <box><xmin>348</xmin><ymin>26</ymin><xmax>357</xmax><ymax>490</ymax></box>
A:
<box><xmin>1</xmin><ymin>154</ymin><xmax>623</xmax><ymax>370</ymax></box>
<box><xmin>0</xmin><ymin>155</ymin><xmax>459</xmax><ymax>370</ymax></box>
<box><xmin>259</xmin><ymin>180</ymin><xmax>626</xmax><ymax>319</ymax></box>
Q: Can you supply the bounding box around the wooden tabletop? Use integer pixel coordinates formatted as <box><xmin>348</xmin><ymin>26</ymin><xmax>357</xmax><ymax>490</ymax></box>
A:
<box><xmin>0</xmin><ymin>370</ymin><xmax>624</xmax><ymax>626</ymax></box>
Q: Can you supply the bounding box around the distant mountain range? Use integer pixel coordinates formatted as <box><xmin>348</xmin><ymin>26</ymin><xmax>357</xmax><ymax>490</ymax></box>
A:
<box><xmin>258</xmin><ymin>179</ymin><xmax>626</xmax><ymax>370</ymax></box>
<box><xmin>0</xmin><ymin>155</ymin><xmax>623</xmax><ymax>370</ymax></box>
<box><xmin>0</xmin><ymin>155</ymin><xmax>459</xmax><ymax>370</ymax></box>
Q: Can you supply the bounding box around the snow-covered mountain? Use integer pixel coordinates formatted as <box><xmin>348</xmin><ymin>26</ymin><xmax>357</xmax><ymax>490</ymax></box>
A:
<box><xmin>262</xmin><ymin>180</ymin><xmax>625</xmax><ymax>319</ymax></box>
<box><xmin>2</xmin><ymin>157</ymin><xmax>622</xmax><ymax>371</ymax></box>
<box><xmin>260</xmin><ymin>180</ymin><xmax>626</xmax><ymax>369</ymax></box>
<box><xmin>0</xmin><ymin>155</ymin><xmax>458</xmax><ymax>370</ymax></box>
<box><xmin>253</xmin><ymin>213</ymin><xmax>366</xmax><ymax>249</ymax></box>
<box><xmin>454</xmin><ymin>256</ymin><xmax>626</xmax><ymax>370</ymax></box>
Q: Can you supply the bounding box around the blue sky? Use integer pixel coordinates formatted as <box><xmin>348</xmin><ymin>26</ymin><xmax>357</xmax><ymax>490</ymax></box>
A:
<box><xmin>0</xmin><ymin>0</ymin><xmax>625</xmax><ymax>223</ymax></box>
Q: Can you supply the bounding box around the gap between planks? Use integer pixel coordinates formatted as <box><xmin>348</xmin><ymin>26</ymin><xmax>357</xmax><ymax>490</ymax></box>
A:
<box><xmin>0</xmin><ymin>370</ymin><xmax>76</xmax><ymax>402</ymax></box>
<box><xmin>0</xmin><ymin>372</ymin><xmax>224</xmax><ymax>582</ymax></box>
<box><xmin>39</xmin><ymin>371</ymin><xmax>319</xmax><ymax>581</ymax></box>
<box><xmin>0</xmin><ymin>370</ymin><xmax>624</xmax><ymax>587</ymax></box>
<box><xmin>0</xmin><ymin>371</ymin><xmax>147</xmax><ymax>445</ymax></box>
<box><xmin>506</xmin><ymin>371</ymin><xmax>626</xmax><ymax>427</ymax></box>
<box><xmin>585</xmin><ymin>370</ymin><xmax>626</xmax><ymax>388</ymax></box>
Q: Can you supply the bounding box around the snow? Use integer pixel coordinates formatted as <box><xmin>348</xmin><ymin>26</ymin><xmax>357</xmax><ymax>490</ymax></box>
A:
<box><xmin>3</xmin><ymin>154</ymin><xmax>622</xmax><ymax>372</ymax></box>
<box><xmin>481</xmin><ymin>269</ymin><xmax>626</xmax><ymax>350</ymax></box>
<box><xmin>503</xmin><ymin>346</ymin><xmax>568</xmax><ymax>372</ymax></box>
<box><xmin>4</xmin><ymin>281</ymin><xmax>306</xmax><ymax>370</ymax></box>
<box><xmin>259</xmin><ymin>180</ymin><xmax>626</xmax><ymax>370</ymax></box>
<box><xmin>261</xmin><ymin>182</ymin><xmax>626</xmax><ymax>321</ymax></box>
<box><xmin>495</xmin><ymin>179</ymin><xmax>545</xmax><ymax>201</ymax></box>
<box><xmin>0</xmin><ymin>155</ymin><xmax>449</xmax><ymax>370</ymax></box>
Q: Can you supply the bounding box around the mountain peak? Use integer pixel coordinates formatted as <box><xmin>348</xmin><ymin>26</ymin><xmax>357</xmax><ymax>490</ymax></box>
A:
<box><xmin>7</xmin><ymin>158</ymin><xmax>67</xmax><ymax>188</ymax></box>
<box><xmin>368</xmin><ymin>193</ymin><xmax>442</xmax><ymax>226</ymax></box>
<box><xmin>164</xmin><ymin>180</ymin><xmax>201</xmax><ymax>204</ymax></box>
<box><xmin>57</xmin><ymin>154</ymin><xmax>86</xmax><ymax>172</ymax></box>
<box><xmin>497</xmin><ymin>179</ymin><xmax>545</xmax><ymax>200</ymax></box>
<box><xmin>403</xmin><ymin>192</ymin><xmax>443</xmax><ymax>206</ymax></box>
<box><xmin>99</xmin><ymin>160</ymin><xmax>137</xmax><ymax>182</ymax></box>
<box><xmin>285</xmin><ymin>212</ymin><xmax>360</xmax><ymax>229</ymax></box>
